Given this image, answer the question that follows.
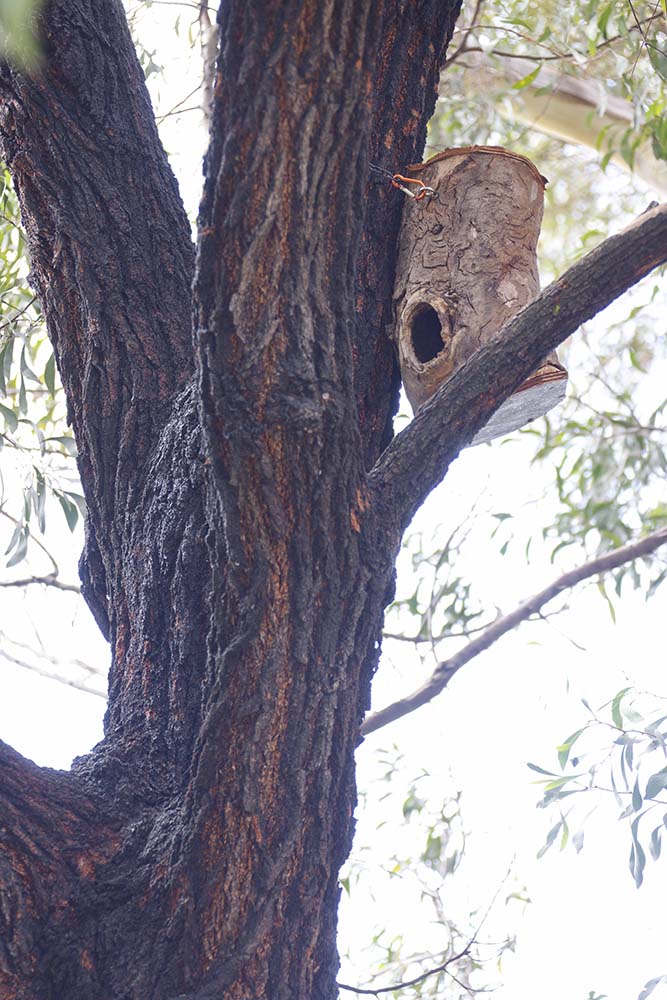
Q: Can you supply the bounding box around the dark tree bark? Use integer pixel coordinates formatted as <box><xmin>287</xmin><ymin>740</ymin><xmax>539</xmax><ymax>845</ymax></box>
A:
<box><xmin>0</xmin><ymin>2</ymin><xmax>462</xmax><ymax>998</ymax></box>
<box><xmin>1</xmin><ymin>2</ymin><xmax>665</xmax><ymax>997</ymax></box>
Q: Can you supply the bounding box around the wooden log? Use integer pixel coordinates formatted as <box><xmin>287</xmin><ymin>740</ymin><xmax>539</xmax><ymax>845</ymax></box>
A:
<box><xmin>392</xmin><ymin>146</ymin><xmax>567</xmax><ymax>445</ymax></box>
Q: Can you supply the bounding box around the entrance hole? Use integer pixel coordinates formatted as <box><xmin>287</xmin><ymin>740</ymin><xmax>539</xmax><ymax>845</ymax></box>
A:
<box><xmin>410</xmin><ymin>304</ymin><xmax>443</xmax><ymax>364</ymax></box>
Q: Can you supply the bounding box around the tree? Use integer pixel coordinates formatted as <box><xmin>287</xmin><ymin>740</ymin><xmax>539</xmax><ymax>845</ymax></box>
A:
<box><xmin>0</xmin><ymin>2</ymin><xmax>666</xmax><ymax>998</ymax></box>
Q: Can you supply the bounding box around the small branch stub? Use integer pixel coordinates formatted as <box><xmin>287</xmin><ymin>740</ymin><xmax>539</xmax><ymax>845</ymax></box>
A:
<box><xmin>392</xmin><ymin>146</ymin><xmax>568</xmax><ymax>445</ymax></box>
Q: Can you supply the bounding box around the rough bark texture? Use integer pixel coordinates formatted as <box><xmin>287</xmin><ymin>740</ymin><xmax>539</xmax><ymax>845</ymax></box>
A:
<box><xmin>393</xmin><ymin>147</ymin><xmax>566</xmax><ymax>439</ymax></box>
<box><xmin>0</xmin><ymin>1</ymin><xmax>462</xmax><ymax>998</ymax></box>
<box><xmin>0</xmin><ymin>1</ymin><xmax>664</xmax><ymax>997</ymax></box>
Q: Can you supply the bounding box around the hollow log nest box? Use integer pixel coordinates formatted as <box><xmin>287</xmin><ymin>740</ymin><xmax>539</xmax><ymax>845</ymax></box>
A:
<box><xmin>392</xmin><ymin>146</ymin><xmax>568</xmax><ymax>446</ymax></box>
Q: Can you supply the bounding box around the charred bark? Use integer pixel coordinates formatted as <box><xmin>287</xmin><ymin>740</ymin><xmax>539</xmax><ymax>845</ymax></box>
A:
<box><xmin>0</xmin><ymin>0</ymin><xmax>206</xmax><ymax>788</ymax></box>
<box><xmin>0</xmin><ymin>1</ymin><xmax>461</xmax><ymax>998</ymax></box>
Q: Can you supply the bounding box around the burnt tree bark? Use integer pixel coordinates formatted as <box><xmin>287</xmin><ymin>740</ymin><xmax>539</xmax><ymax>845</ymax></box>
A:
<box><xmin>0</xmin><ymin>2</ymin><xmax>666</xmax><ymax>999</ymax></box>
<box><xmin>0</xmin><ymin>2</ymin><xmax>461</xmax><ymax>998</ymax></box>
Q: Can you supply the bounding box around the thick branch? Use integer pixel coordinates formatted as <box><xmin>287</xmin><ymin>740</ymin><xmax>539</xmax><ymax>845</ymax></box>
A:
<box><xmin>0</xmin><ymin>0</ymin><xmax>195</xmax><ymax>637</ymax></box>
<box><xmin>0</xmin><ymin>741</ymin><xmax>123</xmax><ymax>994</ymax></box>
<box><xmin>369</xmin><ymin>203</ymin><xmax>667</xmax><ymax>536</ymax></box>
<box><xmin>362</xmin><ymin>527</ymin><xmax>667</xmax><ymax>735</ymax></box>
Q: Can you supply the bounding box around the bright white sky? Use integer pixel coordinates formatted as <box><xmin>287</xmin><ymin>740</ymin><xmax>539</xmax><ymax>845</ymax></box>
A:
<box><xmin>1</xmin><ymin>5</ymin><xmax>666</xmax><ymax>1000</ymax></box>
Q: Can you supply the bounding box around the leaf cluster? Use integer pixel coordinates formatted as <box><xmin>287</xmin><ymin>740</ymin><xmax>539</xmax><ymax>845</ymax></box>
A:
<box><xmin>531</xmin><ymin>686</ymin><xmax>667</xmax><ymax>890</ymax></box>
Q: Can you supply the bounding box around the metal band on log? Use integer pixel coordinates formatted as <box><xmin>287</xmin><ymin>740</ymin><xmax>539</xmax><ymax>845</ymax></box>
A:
<box><xmin>392</xmin><ymin>146</ymin><xmax>568</xmax><ymax>446</ymax></box>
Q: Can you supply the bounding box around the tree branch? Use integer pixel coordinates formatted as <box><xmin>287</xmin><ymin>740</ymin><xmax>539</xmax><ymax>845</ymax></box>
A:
<box><xmin>0</xmin><ymin>0</ymin><xmax>196</xmax><ymax>635</ymax></box>
<box><xmin>337</xmin><ymin>943</ymin><xmax>477</xmax><ymax>996</ymax></box>
<box><xmin>0</xmin><ymin>626</ymin><xmax>105</xmax><ymax>697</ymax></box>
<box><xmin>0</xmin><ymin>574</ymin><xmax>80</xmax><ymax>593</ymax></box>
<box><xmin>0</xmin><ymin>647</ymin><xmax>106</xmax><ymax>698</ymax></box>
<box><xmin>0</xmin><ymin>740</ymin><xmax>123</xmax><ymax>985</ymax></box>
<box><xmin>362</xmin><ymin>527</ymin><xmax>667</xmax><ymax>736</ymax></box>
<box><xmin>369</xmin><ymin>203</ymin><xmax>667</xmax><ymax>537</ymax></box>
<box><xmin>456</xmin><ymin>52</ymin><xmax>667</xmax><ymax>194</ymax></box>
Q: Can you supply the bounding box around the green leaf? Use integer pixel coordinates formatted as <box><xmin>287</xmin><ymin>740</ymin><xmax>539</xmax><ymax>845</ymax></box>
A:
<box><xmin>33</xmin><ymin>470</ymin><xmax>46</xmax><ymax>533</ymax></box>
<box><xmin>649</xmin><ymin>44</ymin><xmax>667</xmax><ymax>84</ymax></box>
<box><xmin>649</xmin><ymin>825</ymin><xmax>662</xmax><ymax>861</ymax></box>
<box><xmin>0</xmin><ymin>342</ymin><xmax>9</xmax><ymax>397</ymax></box>
<box><xmin>557</xmin><ymin>727</ymin><xmax>586</xmax><ymax>769</ymax></box>
<box><xmin>47</xmin><ymin>435</ymin><xmax>78</xmax><ymax>457</ymax></box>
<box><xmin>611</xmin><ymin>687</ymin><xmax>632</xmax><ymax>729</ymax></box>
<box><xmin>629</xmin><ymin>815</ymin><xmax>646</xmax><ymax>888</ymax></box>
<box><xmin>597</xmin><ymin>3</ymin><xmax>613</xmax><ymax>37</ymax></box>
<box><xmin>646</xmin><ymin>766</ymin><xmax>667</xmax><ymax>800</ymax></box>
<box><xmin>20</xmin><ymin>344</ymin><xmax>40</xmax><ymax>385</ymax></box>
<box><xmin>512</xmin><ymin>65</ymin><xmax>541</xmax><ymax>90</ymax></box>
<box><xmin>0</xmin><ymin>402</ymin><xmax>18</xmax><ymax>432</ymax></box>
<box><xmin>2</xmin><ymin>338</ymin><xmax>12</xmax><ymax>387</ymax></box>
<box><xmin>4</xmin><ymin>519</ymin><xmax>22</xmax><ymax>557</ymax></box>
<box><xmin>66</xmin><ymin>492</ymin><xmax>87</xmax><ymax>518</ymax></box>
<box><xmin>537</xmin><ymin>819</ymin><xmax>562</xmax><ymax>858</ymax></box>
<box><xmin>56</xmin><ymin>492</ymin><xmax>79</xmax><ymax>532</ymax></box>
<box><xmin>544</xmin><ymin>775</ymin><xmax>581</xmax><ymax>793</ymax></box>
<box><xmin>527</xmin><ymin>763</ymin><xmax>557</xmax><ymax>777</ymax></box>
<box><xmin>597</xmin><ymin>579</ymin><xmax>616</xmax><ymax>623</ymax></box>
<box><xmin>44</xmin><ymin>353</ymin><xmax>56</xmax><ymax>396</ymax></box>
<box><xmin>18</xmin><ymin>372</ymin><xmax>27</xmax><ymax>415</ymax></box>
<box><xmin>6</xmin><ymin>526</ymin><xmax>28</xmax><ymax>567</ymax></box>
<box><xmin>638</xmin><ymin>976</ymin><xmax>667</xmax><ymax>1000</ymax></box>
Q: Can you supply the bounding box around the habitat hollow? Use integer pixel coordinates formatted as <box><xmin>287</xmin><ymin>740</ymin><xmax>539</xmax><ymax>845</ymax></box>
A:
<box><xmin>410</xmin><ymin>304</ymin><xmax>443</xmax><ymax>364</ymax></box>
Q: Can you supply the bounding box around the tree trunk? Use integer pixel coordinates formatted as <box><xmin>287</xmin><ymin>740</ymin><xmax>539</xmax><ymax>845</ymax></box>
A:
<box><xmin>0</xmin><ymin>2</ymin><xmax>462</xmax><ymax>997</ymax></box>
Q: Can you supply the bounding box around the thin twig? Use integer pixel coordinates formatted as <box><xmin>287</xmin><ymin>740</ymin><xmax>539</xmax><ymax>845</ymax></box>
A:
<box><xmin>362</xmin><ymin>527</ymin><xmax>667</xmax><ymax>736</ymax></box>
<box><xmin>337</xmin><ymin>944</ymin><xmax>477</xmax><ymax>996</ymax></box>
<box><xmin>0</xmin><ymin>509</ymin><xmax>60</xmax><ymax>576</ymax></box>
<box><xmin>0</xmin><ymin>648</ymin><xmax>106</xmax><ymax>699</ymax></box>
<box><xmin>627</xmin><ymin>0</ymin><xmax>651</xmax><ymax>75</ymax></box>
<box><xmin>445</xmin><ymin>11</ymin><xmax>664</xmax><ymax>68</ymax></box>
<box><xmin>338</xmin><ymin>867</ymin><xmax>512</xmax><ymax>996</ymax></box>
<box><xmin>0</xmin><ymin>629</ymin><xmax>103</xmax><ymax>677</ymax></box>
<box><xmin>444</xmin><ymin>0</ymin><xmax>485</xmax><ymax>67</ymax></box>
<box><xmin>155</xmin><ymin>84</ymin><xmax>202</xmax><ymax>123</ymax></box>
<box><xmin>0</xmin><ymin>295</ymin><xmax>37</xmax><ymax>332</ymax></box>
<box><xmin>0</xmin><ymin>574</ymin><xmax>80</xmax><ymax>593</ymax></box>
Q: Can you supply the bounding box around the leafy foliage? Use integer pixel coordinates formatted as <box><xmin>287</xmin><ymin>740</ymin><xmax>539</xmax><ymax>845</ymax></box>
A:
<box><xmin>0</xmin><ymin>170</ymin><xmax>82</xmax><ymax>576</ymax></box>
<box><xmin>531</xmin><ymin>687</ymin><xmax>667</xmax><ymax>890</ymax></box>
<box><xmin>339</xmin><ymin>747</ymin><xmax>522</xmax><ymax>998</ymax></box>
<box><xmin>438</xmin><ymin>0</ymin><xmax>667</xmax><ymax>165</ymax></box>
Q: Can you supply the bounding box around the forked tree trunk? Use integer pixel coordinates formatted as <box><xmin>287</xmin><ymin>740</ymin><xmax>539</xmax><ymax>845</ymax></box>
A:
<box><xmin>1</xmin><ymin>4</ymin><xmax>666</xmax><ymax>998</ymax></box>
<box><xmin>0</xmin><ymin>2</ymin><xmax>462</xmax><ymax>997</ymax></box>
